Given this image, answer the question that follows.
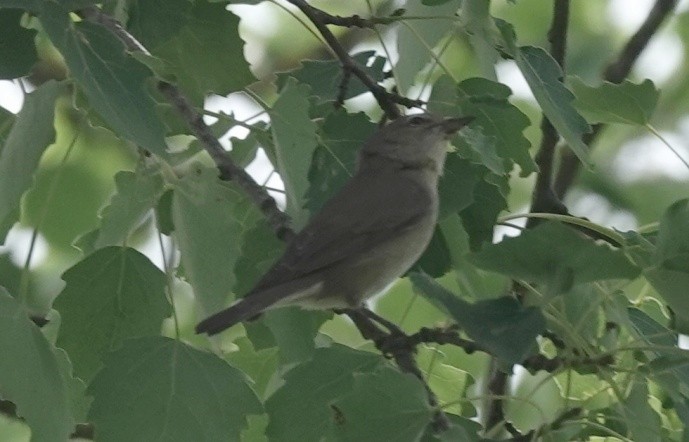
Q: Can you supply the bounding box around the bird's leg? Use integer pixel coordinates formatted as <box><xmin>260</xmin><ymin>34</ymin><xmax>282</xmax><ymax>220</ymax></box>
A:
<box><xmin>356</xmin><ymin>306</ymin><xmax>404</xmax><ymax>335</ymax></box>
<box><xmin>338</xmin><ymin>307</ymin><xmax>413</xmax><ymax>357</ymax></box>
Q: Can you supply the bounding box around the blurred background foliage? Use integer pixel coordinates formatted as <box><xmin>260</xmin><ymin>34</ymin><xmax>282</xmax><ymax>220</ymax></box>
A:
<box><xmin>3</xmin><ymin>0</ymin><xmax>688</xmax><ymax>319</ymax></box>
<box><xmin>0</xmin><ymin>0</ymin><xmax>688</xmax><ymax>440</ymax></box>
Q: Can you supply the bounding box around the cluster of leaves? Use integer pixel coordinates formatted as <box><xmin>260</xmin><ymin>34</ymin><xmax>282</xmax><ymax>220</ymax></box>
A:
<box><xmin>0</xmin><ymin>0</ymin><xmax>688</xmax><ymax>441</ymax></box>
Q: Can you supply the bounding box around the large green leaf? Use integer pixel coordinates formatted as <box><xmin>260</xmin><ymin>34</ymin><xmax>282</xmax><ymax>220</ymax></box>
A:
<box><xmin>88</xmin><ymin>336</ymin><xmax>262</xmax><ymax>442</ymax></box>
<box><xmin>40</xmin><ymin>3</ymin><xmax>168</xmax><ymax>155</ymax></box>
<box><xmin>232</xmin><ymin>218</ymin><xmax>284</xmax><ymax>297</ymax></box>
<box><xmin>265</xmin><ymin>345</ymin><xmax>383</xmax><ymax>441</ymax></box>
<box><xmin>269</xmin><ymin>78</ymin><xmax>318</xmax><ymax>227</ymax></box>
<box><xmin>0</xmin><ymin>288</ymin><xmax>75</xmax><ymax>442</ymax></box>
<box><xmin>395</xmin><ymin>0</ymin><xmax>463</xmax><ymax>93</ymax></box>
<box><xmin>458</xmin><ymin>172</ymin><xmax>507</xmax><ymax>250</ymax></box>
<box><xmin>276</xmin><ymin>51</ymin><xmax>386</xmax><ymax>104</ymax></box>
<box><xmin>498</xmin><ymin>22</ymin><xmax>590</xmax><ymax>164</ymax></box>
<box><xmin>653</xmin><ymin>198</ymin><xmax>689</xmax><ymax>270</ymax></box>
<box><xmin>153</xmin><ymin>1</ymin><xmax>254</xmax><ymax>102</ymax></box>
<box><xmin>172</xmin><ymin>165</ymin><xmax>261</xmax><ymax>313</ymax></box>
<box><xmin>641</xmin><ymin>200</ymin><xmax>689</xmax><ymax>327</ymax></box>
<box><xmin>0</xmin><ymin>80</ymin><xmax>63</xmax><ymax>242</ymax></box>
<box><xmin>515</xmin><ymin>46</ymin><xmax>591</xmax><ymax>164</ymax></box>
<box><xmin>0</xmin><ymin>9</ymin><xmax>38</xmax><ymax>79</ymax></box>
<box><xmin>77</xmin><ymin>167</ymin><xmax>165</xmax><ymax>253</ymax></box>
<box><xmin>331</xmin><ymin>366</ymin><xmax>433</xmax><ymax>442</ymax></box>
<box><xmin>469</xmin><ymin>222</ymin><xmax>640</xmax><ymax>293</ymax></box>
<box><xmin>304</xmin><ymin>110</ymin><xmax>376</xmax><ymax>214</ymax></box>
<box><xmin>570</xmin><ymin>78</ymin><xmax>659</xmax><ymax>125</ymax></box>
<box><xmin>429</xmin><ymin>75</ymin><xmax>535</xmax><ymax>176</ymax></box>
<box><xmin>621</xmin><ymin>380</ymin><xmax>662</xmax><ymax>442</ymax></box>
<box><xmin>411</xmin><ymin>273</ymin><xmax>545</xmax><ymax>366</ymax></box>
<box><xmin>54</xmin><ymin>246</ymin><xmax>170</xmax><ymax>381</ymax></box>
<box><xmin>126</xmin><ymin>0</ymin><xmax>192</xmax><ymax>50</ymax></box>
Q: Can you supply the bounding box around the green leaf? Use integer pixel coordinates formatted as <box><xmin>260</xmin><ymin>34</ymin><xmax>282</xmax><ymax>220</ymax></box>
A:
<box><xmin>514</xmin><ymin>46</ymin><xmax>591</xmax><ymax>165</ymax></box>
<box><xmin>87</xmin><ymin>336</ymin><xmax>262</xmax><ymax>442</ymax></box>
<box><xmin>276</xmin><ymin>51</ymin><xmax>386</xmax><ymax>104</ymax></box>
<box><xmin>0</xmin><ymin>80</ymin><xmax>64</xmax><ymax>242</ymax></box>
<box><xmin>86</xmin><ymin>167</ymin><xmax>164</xmax><ymax>252</ymax></box>
<box><xmin>153</xmin><ymin>1</ymin><xmax>254</xmax><ymax>102</ymax></box>
<box><xmin>395</xmin><ymin>0</ymin><xmax>463</xmax><ymax>93</ymax></box>
<box><xmin>621</xmin><ymin>380</ymin><xmax>662</xmax><ymax>442</ymax></box>
<box><xmin>411</xmin><ymin>273</ymin><xmax>546</xmax><ymax>366</ymax></box>
<box><xmin>331</xmin><ymin>366</ymin><xmax>433</xmax><ymax>442</ymax></box>
<box><xmin>265</xmin><ymin>345</ymin><xmax>383</xmax><ymax>441</ymax></box>
<box><xmin>269</xmin><ymin>78</ymin><xmax>318</xmax><ymax>227</ymax></box>
<box><xmin>54</xmin><ymin>347</ymin><xmax>91</xmax><ymax>423</ymax></box>
<box><xmin>458</xmin><ymin>173</ymin><xmax>507</xmax><ymax>250</ymax></box>
<box><xmin>469</xmin><ymin>222</ymin><xmax>640</xmax><ymax>292</ymax></box>
<box><xmin>54</xmin><ymin>246</ymin><xmax>170</xmax><ymax>380</ymax></box>
<box><xmin>260</xmin><ymin>308</ymin><xmax>329</xmax><ymax>365</ymax></box>
<box><xmin>224</xmin><ymin>336</ymin><xmax>279</xmax><ymax>397</ymax></box>
<box><xmin>570</xmin><ymin>78</ymin><xmax>659</xmax><ymax>125</ymax></box>
<box><xmin>39</xmin><ymin>4</ymin><xmax>168</xmax><ymax>155</ymax></box>
<box><xmin>172</xmin><ymin>165</ymin><xmax>261</xmax><ymax>313</ymax></box>
<box><xmin>0</xmin><ymin>9</ymin><xmax>38</xmax><ymax>79</ymax></box>
<box><xmin>0</xmin><ymin>0</ymin><xmax>38</xmax><ymax>10</ymax></box>
<box><xmin>233</xmin><ymin>219</ymin><xmax>284</xmax><ymax>297</ymax></box>
<box><xmin>0</xmin><ymin>288</ymin><xmax>75</xmax><ymax>442</ymax></box>
<box><xmin>304</xmin><ymin>110</ymin><xmax>376</xmax><ymax>214</ymax></box>
<box><xmin>644</xmin><ymin>268</ymin><xmax>689</xmax><ymax>331</ymax></box>
<box><xmin>430</xmin><ymin>75</ymin><xmax>535</xmax><ymax>176</ymax></box>
<box><xmin>654</xmin><ymin>198</ymin><xmax>689</xmax><ymax>270</ymax></box>
<box><xmin>640</xmin><ymin>199</ymin><xmax>689</xmax><ymax>327</ymax></box>
<box><xmin>438</xmin><ymin>154</ymin><xmax>479</xmax><ymax>218</ymax></box>
<box><xmin>126</xmin><ymin>0</ymin><xmax>192</xmax><ymax>50</ymax></box>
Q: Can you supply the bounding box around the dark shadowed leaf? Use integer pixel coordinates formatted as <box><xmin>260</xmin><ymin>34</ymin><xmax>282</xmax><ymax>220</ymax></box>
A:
<box><xmin>0</xmin><ymin>9</ymin><xmax>37</xmax><ymax>79</ymax></box>
<box><xmin>265</xmin><ymin>345</ymin><xmax>382</xmax><ymax>441</ymax></box>
<box><xmin>304</xmin><ymin>110</ymin><xmax>376</xmax><ymax>213</ymax></box>
<box><xmin>469</xmin><ymin>222</ymin><xmax>640</xmax><ymax>292</ymax></box>
<box><xmin>411</xmin><ymin>273</ymin><xmax>545</xmax><ymax>366</ymax></box>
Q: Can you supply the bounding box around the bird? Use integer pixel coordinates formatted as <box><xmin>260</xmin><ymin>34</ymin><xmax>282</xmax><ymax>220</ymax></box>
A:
<box><xmin>196</xmin><ymin>113</ymin><xmax>473</xmax><ymax>336</ymax></box>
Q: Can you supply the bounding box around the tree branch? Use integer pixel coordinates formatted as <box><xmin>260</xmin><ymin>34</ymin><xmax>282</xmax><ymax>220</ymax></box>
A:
<box><xmin>284</xmin><ymin>0</ymin><xmax>423</xmax><ymax>119</ymax></box>
<box><xmin>344</xmin><ymin>309</ymin><xmax>451</xmax><ymax>432</ymax></box>
<box><xmin>527</xmin><ymin>0</ymin><xmax>570</xmax><ymax>228</ymax></box>
<box><xmin>78</xmin><ymin>6</ymin><xmax>295</xmax><ymax>242</ymax></box>
<box><xmin>554</xmin><ymin>0</ymin><xmax>678</xmax><ymax>197</ymax></box>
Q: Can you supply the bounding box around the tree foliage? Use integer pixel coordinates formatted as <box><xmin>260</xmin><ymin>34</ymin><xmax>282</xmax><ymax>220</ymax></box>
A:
<box><xmin>0</xmin><ymin>0</ymin><xmax>688</xmax><ymax>441</ymax></box>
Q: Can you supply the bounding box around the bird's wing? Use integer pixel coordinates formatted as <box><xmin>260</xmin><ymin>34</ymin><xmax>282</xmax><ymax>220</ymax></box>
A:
<box><xmin>252</xmin><ymin>169</ymin><xmax>433</xmax><ymax>291</ymax></box>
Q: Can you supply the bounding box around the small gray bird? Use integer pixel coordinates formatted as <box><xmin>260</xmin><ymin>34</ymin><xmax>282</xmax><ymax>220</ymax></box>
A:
<box><xmin>196</xmin><ymin>113</ymin><xmax>473</xmax><ymax>335</ymax></box>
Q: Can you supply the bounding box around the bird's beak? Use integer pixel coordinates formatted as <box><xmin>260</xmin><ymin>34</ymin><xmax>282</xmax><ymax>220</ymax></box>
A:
<box><xmin>440</xmin><ymin>116</ymin><xmax>474</xmax><ymax>135</ymax></box>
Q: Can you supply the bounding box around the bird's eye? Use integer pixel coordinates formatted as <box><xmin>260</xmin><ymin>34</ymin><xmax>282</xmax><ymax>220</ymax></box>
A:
<box><xmin>408</xmin><ymin>115</ymin><xmax>428</xmax><ymax>126</ymax></box>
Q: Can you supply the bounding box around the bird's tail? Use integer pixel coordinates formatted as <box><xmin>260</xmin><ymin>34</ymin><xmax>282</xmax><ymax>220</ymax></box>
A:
<box><xmin>195</xmin><ymin>295</ymin><xmax>271</xmax><ymax>336</ymax></box>
<box><xmin>195</xmin><ymin>276</ymin><xmax>321</xmax><ymax>335</ymax></box>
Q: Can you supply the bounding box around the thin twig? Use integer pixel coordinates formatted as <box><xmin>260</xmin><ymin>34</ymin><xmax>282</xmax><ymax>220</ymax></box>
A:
<box><xmin>284</xmin><ymin>0</ymin><xmax>422</xmax><ymax>118</ymax></box>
